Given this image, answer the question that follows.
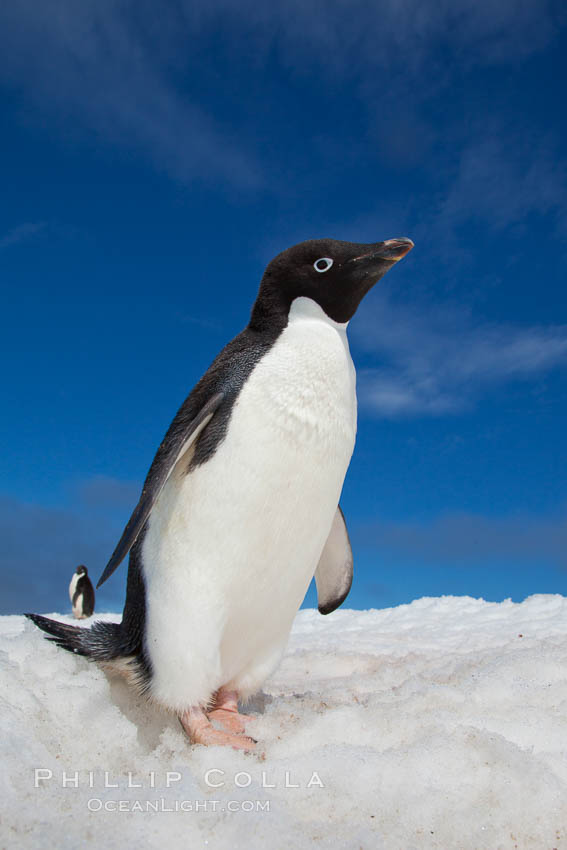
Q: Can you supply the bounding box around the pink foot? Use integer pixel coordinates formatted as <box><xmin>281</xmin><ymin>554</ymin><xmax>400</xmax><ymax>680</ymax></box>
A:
<box><xmin>211</xmin><ymin>687</ymin><xmax>241</xmax><ymax>713</ymax></box>
<box><xmin>208</xmin><ymin>687</ymin><xmax>254</xmax><ymax>734</ymax></box>
<box><xmin>208</xmin><ymin>707</ymin><xmax>253</xmax><ymax>734</ymax></box>
<box><xmin>179</xmin><ymin>707</ymin><xmax>256</xmax><ymax>751</ymax></box>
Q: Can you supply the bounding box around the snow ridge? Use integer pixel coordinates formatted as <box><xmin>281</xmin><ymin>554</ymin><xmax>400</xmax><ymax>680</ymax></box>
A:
<box><xmin>1</xmin><ymin>594</ymin><xmax>566</xmax><ymax>848</ymax></box>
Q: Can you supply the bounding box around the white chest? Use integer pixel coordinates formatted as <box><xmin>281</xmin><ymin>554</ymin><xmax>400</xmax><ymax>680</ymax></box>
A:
<box><xmin>144</xmin><ymin>295</ymin><xmax>357</xmax><ymax>598</ymax></box>
<box><xmin>142</xmin><ymin>297</ymin><xmax>358</xmax><ymax>707</ymax></box>
<box><xmin>241</xmin><ymin>296</ymin><xmax>357</xmax><ymax>447</ymax></box>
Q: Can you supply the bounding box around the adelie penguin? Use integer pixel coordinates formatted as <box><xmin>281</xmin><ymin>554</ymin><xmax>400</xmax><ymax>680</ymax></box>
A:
<box><xmin>69</xmin><ymin>565</ymin><xmax>95</xmax><ymax>619</ymax></box>
<box><xmin>26</xmin><ymin>235</ymin><xmax>413</xmax><ymax>750</ymax></box>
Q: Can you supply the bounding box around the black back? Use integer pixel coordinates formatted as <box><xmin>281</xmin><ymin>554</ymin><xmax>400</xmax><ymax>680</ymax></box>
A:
<box><xmin>73</xmin><ymin>573</ymin><xmax>95</xmax><ymax>617</ymax></box>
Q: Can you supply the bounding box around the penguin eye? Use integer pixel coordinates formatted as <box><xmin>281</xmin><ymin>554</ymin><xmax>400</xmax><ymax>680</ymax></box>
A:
<box><xmin>313</xmin><ymin>257</ymin><xmax>333</xmax><ymax>273</ymax></box>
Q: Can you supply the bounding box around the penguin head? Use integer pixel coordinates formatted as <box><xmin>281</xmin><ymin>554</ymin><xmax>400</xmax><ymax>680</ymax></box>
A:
<box><xmin>75</xmin><ymin>565</ymin><xmax>88</xmax><ymax>576</ymax></box>
<box><xmin>251</xmin><ymin>237</ymin><xmax>413</xmax><ymax>328</ymax></box>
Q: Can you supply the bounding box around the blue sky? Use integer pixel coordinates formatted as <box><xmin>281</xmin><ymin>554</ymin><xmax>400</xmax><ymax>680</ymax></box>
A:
<box><xmin>1</xmin><ymin>0</ymin><xmax>566</xmax><ymax>615</ymax></box>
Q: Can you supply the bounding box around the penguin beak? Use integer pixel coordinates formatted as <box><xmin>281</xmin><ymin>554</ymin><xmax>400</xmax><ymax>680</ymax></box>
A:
<box><xmin>342</xmin><ymin>238</ymin><xmax>413</xmax><ymax>304</ymax></box>
<box><xmin>351</xmin><ymin>237</ymin><xmax>414</xmax><ymax>265</ymax></box>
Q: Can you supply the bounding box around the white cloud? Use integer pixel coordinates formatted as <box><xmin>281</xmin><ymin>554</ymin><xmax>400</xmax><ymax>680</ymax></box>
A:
<box><xmin>0</xmin><ymin>1</ymin><xmax>262</xmax><ymax>190</ymax></box>
<box><xmin>0</xmin><ymin>0</ymin><xmax>563</xmax><ymax>191</ymax></box>
<box><xmin>181</xmin><ymin>0</ymin><xmax>561</xmax><ymax>73</ymax></box>
<box><xmin>436</xmin><ymin>133</ymin><xmax>567</xmax><ymax>235</ymax></box>
<box><xmin>354</xmin><ymin>291</ymin><xmax>567</xmax><ymax>417</ymax></box>
<box><xmin>0</xmin><ymin>222</ymin><xmax>46</xmax><ymax>251</ymax></box>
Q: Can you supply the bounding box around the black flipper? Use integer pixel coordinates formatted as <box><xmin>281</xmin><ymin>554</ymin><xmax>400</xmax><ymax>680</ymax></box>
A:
<box><xmin>314</xmin><ymin>506</ymin><xmax>353</xmax><ymax>615</ymax></box>
<box><xmin>97</xmin><ymin>391</ymin><xmax>225</xmax><ymax>588</ymax></box>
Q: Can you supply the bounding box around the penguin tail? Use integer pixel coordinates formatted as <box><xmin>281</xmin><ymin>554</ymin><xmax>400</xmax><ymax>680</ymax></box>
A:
<box><xmin>24</xmin><ymin>613</ymin><xmax>125</xmax><ymax>661</ymax></box>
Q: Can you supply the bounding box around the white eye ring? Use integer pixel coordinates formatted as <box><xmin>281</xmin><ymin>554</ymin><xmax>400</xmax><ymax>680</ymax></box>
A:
<box><xmin>313</xmin><ymin>257</ymin><xmax>333</xmax><ymax>273</ymax></box>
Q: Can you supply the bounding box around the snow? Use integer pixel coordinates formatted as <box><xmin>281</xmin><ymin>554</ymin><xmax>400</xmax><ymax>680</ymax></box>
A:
<box><xmin>2</xmin><ymin>595</ymin><xmax>567</xmax><ymax>849</ymax></box>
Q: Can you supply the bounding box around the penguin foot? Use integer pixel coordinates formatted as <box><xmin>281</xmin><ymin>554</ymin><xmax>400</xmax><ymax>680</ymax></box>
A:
<box><xmin>208</xmin><ymin>687</ymin><xmax>253</xmax><ymax>734</ymax></box>
<box><xmin>179</xmin><ymin>708</ymin><xmax>256</xmax><ymax>751</ymax></box>
<box><xmin>208</xmin><ymin>708</ymin><xmax>253</xmax><ymax>735</ymax></box>
<box><xmin>210</xmin><ymin>686</ymin><xmax>241</xmax><ymax>713</ymax></box>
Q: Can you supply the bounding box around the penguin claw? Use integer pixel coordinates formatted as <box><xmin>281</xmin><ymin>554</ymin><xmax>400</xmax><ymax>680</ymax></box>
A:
<box><xmin>179</xmin><ymin>709</ymin><xmax>257</xmax><ymax>751</ymax></box>
<box><xmin>193</xmin><ymin>727</ymin><xmax>257</xmax><ymax>751</ymax></box>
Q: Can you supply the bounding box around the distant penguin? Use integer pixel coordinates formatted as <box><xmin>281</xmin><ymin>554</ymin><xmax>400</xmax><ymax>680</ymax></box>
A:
<box><xmin>27</xmin><ymin>235</ymin><xmax>413</xmax><ymax>750</ymax></box>
<box><xmin>69</xmin><ymin>565</ymin><xmax>95</xmax><ymax>619</ymax></box>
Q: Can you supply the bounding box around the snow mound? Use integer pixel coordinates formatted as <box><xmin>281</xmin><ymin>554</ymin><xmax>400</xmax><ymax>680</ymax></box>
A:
<box><xmin>2</xmin><ymin>595</ymin><xmax>567</xmax><ymax>848</ymax></box>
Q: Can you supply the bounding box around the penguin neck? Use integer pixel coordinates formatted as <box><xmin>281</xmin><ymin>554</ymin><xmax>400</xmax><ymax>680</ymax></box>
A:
<box><xmin>248</xmin><ymin>279</ymin><xmax>293</xmax><ymax>336</ymax></box>
<box><xmin>248</xmin><ymin>285</ymin><xmax>349</xmax><ymax>337</ymax></box>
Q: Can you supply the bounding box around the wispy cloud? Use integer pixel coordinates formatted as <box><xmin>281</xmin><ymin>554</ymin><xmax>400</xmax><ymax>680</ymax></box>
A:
<box><xmin>0</xmin><ymin>1</ymin><xmax>262</xmax><ymax>190</ymax></box>
<box><xmin>0</xmin><ymin>1</ymin><xmax>563</xmax><ymax>192</ymax></box>
<box><xmin>360</xmin><ymin>508</ymin><xmax>567</xmax><ymax>569</ymax></box>
<box><xmin>355</xmin><ymin>291</ymin><xmax>567</xmax><ymax>417</ymax></box>
<box><xmin>0</xmin><ymin>222</ymin><xmax>46</xmax><ymax>251</ymax></box>
<box><xmin>174</xmin><ymin>312</ymin><xmax>223</xmax><ymax>332</ymax></box>
<box><xmin>185</xmin><ymin>0</ymin><xmax>561</xmax><ymax>73</ymax></box>
<box><xmin>435</xmin><ymin>132</ymin><xmax>567</xmax><ymax>236</ymax></box>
